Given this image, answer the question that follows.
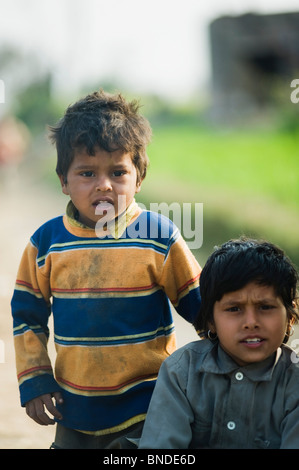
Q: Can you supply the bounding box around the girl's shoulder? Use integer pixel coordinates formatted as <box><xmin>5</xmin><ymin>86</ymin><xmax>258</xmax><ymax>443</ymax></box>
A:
<box><xmin>165</xmin><ymin>339</ymin><xmax>215</xmax><ymax>369</ymax></box>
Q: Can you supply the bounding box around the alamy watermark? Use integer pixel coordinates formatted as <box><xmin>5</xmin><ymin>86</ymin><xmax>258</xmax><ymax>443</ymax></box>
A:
<box><xmin>290</xmin><ymin>79</ymin><xmax>299</xmax><ymax>103</ymax></box>
<box><xmin>95</xmin><ymin>198</ymin><xmax>203</xmax><ymax>250</ymax></box>
<box><xmin>290</xmin><ymin>339</ymin><xmax>299</xmax><ymax>364</ymax></box>
<box><xmin>0</xmin><ymin>79</ymin><xmax>5</xmax><ymax>104</ymax></box>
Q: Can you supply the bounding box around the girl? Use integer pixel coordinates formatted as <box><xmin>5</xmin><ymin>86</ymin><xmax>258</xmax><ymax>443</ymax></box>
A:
<box><xmin>139</xmin><ymin>238</ymin><xmax>299</xmax><ymax>449</ymax></box>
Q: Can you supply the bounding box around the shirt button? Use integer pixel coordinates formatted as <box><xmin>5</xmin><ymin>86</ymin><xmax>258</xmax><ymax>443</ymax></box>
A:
<box><xmin>235</xmin><ymin>372</ymin><xmax>243</xmax><ymax>381</ymax></box>
<box><xmin>227</xmin><ymin>421</ymin><xmax>236</xmax><ymax>430</ymax></box>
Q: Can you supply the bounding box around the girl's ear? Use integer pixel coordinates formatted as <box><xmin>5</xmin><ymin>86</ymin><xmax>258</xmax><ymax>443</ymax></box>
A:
<box><xmin>286</xmin><ymin>318</ymin><xmax>295</xmax><ymax>336</ymax></box>
<box><xmin>207</xmin><ymin>322</ymin><xmax>218</xmax><ymax>341</ymax></box>
<box><xmin>207</xmin><ymin>321</ymin><xmax>216</xmax><ymax>334</ymax></box>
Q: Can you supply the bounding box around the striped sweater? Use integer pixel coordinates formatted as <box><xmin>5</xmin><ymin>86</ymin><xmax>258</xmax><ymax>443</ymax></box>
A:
<box><xmin>11</xmin><ymin>205</ymin><xmax>201</xmax><ymax>435</ymax></box>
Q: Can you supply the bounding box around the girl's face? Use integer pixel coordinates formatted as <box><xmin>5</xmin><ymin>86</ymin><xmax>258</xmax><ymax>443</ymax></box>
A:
<box><xmin>210</xmin><ymin>281</ymin><xmax>290</xmax><ymax>366</ymax></box>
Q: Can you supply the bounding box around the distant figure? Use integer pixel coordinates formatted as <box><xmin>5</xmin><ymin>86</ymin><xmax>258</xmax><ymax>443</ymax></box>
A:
<box><xmin>0</xmin><ymin>116</ymin><xmax>30</xmax><ymax>190</ymax></box>
<box><xmin>0</xmin><ymin>116</ymin><xmax>29</xmax><ymax>166</ymax></box>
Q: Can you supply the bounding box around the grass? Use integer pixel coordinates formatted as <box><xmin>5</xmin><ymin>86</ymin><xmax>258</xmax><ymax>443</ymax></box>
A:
<box><xmin>138</xmin><ymin>125</ymin><xmax>299</xmax><ymax>266</ymax></box>
<box><xmin>147</xmin><ymin>126</ymin><xmax>299</xmax><ymax>210</ymax></box>
<box><xmin>40</xmin><ymin>123</ymin><xmax>299</xmax><ymax>266</ymax></box>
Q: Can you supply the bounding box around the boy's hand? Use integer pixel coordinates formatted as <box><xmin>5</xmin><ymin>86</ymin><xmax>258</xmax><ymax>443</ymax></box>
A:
<box><xmin>25</xmin><ymin>392</ymin><xmax>63</xmax><ymax>425</ymax></box>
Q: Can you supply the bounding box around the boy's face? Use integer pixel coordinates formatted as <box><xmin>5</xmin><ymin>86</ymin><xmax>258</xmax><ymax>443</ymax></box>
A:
<box><xmin>210</xmin><ymin>281</ymin><xmax>289</xmax><ymax>366</ymax></box>
<box><xmin>59</xmin><ymin>146</ymin><xmax>142</xmax><ymax>228</ymax></box>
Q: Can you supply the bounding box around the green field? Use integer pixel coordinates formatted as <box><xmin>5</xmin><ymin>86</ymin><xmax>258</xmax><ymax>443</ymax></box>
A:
<box><xmin>42</xmin><ymin>122</ymin><xmax>299</xmax><ymax>266</ymax></box>
<box><xmin>147</xmin><ymin>126</ymin><xmax>299</xmax><ymax>208</ymax></box>
<box><xmin>137</xmin><ymin>125</ymin><xmax>299</xmax><ymax>266</ymax></box>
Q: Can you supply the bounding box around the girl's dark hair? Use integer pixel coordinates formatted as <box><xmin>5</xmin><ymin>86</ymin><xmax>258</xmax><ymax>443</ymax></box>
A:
<box><xmin>194</xmin><ymin>237</ymin><xmax>299</xmax><ymax>342</ymax></box>
<box><xmin>48</xmin><ymin>89</ymin><xmax>152</xmax><ymax>184</ymax></box>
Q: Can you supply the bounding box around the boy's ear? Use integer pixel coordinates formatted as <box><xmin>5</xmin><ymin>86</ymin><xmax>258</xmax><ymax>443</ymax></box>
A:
<box><xmin>135</xmin><ymin>177</ymin><xmax>144</xmax><ymax>194</ymax></box>
<box><xmin>58</xmin><ymin>175</ymin><xmax>69</xmax><ymax>195</ymax></box>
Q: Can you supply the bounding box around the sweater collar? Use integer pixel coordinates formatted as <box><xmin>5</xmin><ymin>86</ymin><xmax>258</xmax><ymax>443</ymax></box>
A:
<box><xmin>65</xmin><ymin>198</ymin><xmax>140</xmax><ymax>239</ymax></box>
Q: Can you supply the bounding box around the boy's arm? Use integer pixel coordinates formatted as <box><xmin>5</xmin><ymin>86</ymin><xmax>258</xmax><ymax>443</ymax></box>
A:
<box><xmin>159</xmin><ymin>230</ymin><xmax>201</xmax><ymax>323</ymax></box>
<box><xmin>11</xmin><ymin>241</ymin><xmax>61</xmax><ymax>407</ymax></box>
<box><xmin>139</xmin><ymin>355</ymin><xmax>193</xmax><ymax>449</ymax></box>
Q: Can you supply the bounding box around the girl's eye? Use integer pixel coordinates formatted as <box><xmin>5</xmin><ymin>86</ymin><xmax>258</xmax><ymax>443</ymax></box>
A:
<box><xmin>227</xmin><ymin>306</ymin><xmax>241</xmax><ymax>313</ymax></box>
<box><xmin>261</xmin><ymin>304</ymin><xmax>275</xmax><ymax>311</ymax></box>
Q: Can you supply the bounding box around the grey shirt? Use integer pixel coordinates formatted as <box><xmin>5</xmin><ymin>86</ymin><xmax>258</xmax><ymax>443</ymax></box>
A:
<box><xmin>139</xmin><ymin>340</ymin><xmax>299</xmax><ymax>449</ymax></box>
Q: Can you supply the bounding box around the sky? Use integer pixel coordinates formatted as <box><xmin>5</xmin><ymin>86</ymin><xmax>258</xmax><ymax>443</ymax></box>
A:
<box><xmin>1</xmin><ymin>0</ymin><xmax>299</xmax><ymax>102</ymax></box>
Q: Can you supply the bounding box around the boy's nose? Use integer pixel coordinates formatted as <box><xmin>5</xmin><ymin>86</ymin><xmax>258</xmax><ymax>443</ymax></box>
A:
<box><xmin>95</xmin><ymin>176</ymin><xmax>112</xmax><ymax>192</ymax></box>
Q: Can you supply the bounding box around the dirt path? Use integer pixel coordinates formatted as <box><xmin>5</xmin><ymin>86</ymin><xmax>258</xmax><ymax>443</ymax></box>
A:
<box><xmin>0</xmin><ymin>168</ymin><xmax>66</xmax><ymax>449</ymax></box>
<box><xmin>0</xmin><ymin>167</ymin><xmax>199</xmax><ymax>449</ymax></box>
<box><xmin>2</xmin><ymin>165</ymin><xmax>298</xmax><ymax>449</ymax></box>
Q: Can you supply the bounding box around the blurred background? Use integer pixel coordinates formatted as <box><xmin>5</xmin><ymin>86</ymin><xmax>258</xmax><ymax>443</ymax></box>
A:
<box><xmin>0</xmin><ymin>0</ymin><xmax>298</xmax><ymax>448</ymax></box>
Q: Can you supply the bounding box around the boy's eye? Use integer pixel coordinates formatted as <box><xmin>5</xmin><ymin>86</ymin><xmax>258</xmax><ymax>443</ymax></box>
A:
<box><xmin>113</xmin><ymin>170</ymin><xmax>126</xmax><ymax>177</ymax></box>
<box><xmin>81</xmin><ymin>171</ymin><xmax>95</xmax><ymax>177</ymax></box>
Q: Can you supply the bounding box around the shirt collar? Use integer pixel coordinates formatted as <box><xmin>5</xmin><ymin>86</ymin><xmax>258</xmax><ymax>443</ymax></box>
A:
<box><xmin>199</xmin><ymin>341</ymin><xmax>281</xmax><ymax>382</ymax></box>
<box><xmin>66</xmin><ymin>198</ymin><xmax>140</xmax><ymax>239</ymax></box>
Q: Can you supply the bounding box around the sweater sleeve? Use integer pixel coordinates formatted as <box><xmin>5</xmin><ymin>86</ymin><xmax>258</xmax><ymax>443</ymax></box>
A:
<box><xmin>11</xmin><ymin>239</ymin><xmax>60</xmax><ymax>406</ymax></box>
<box><xmin>158</xmin><ymin>228</ymin><xmax>201</xmax><ymax>323</ymax></box>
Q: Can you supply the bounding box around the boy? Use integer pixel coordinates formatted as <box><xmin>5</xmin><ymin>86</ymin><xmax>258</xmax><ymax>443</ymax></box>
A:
<box><xmin>11</xmin><ymin>90</ymin><xmax>201</xmax><ymax>449</ymax></box>
<box><xmin>139</xmin><ymin>238</ymin><xmax>299</xmax><ymax>449</ymax></box>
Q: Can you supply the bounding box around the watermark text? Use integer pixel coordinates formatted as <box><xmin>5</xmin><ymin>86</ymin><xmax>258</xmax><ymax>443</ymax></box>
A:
<box><xmin>290</xmin><ymin>339</ymin><xmax>299</xmax><ymax>363</ymax></box>
<box><xmin>95</xmin><ymin>199</ymin><xmax>203</xmax><ymax>250</ymax></box>
<box><xmin>290</xmin><ymin>79</ymin><xmax>299</xmax><ymax>103</ymax></box>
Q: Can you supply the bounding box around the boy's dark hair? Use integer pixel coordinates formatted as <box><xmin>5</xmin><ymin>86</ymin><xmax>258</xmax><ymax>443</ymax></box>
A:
<box><xmin>48</xmin><ymin>89</ymin><xmax>152</xmax><ymax>184</ymax></box>
<box><xmin>194</xmin><ymin>237</ymin><xmax>299</xmax><ymax>342</ymax></box>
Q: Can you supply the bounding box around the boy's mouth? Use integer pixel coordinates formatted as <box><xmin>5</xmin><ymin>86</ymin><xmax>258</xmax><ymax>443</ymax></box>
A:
<box><xmin>93</xmin><ymin>199</ymin><xmax>114</xmax><ymax>215</ymax></box>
